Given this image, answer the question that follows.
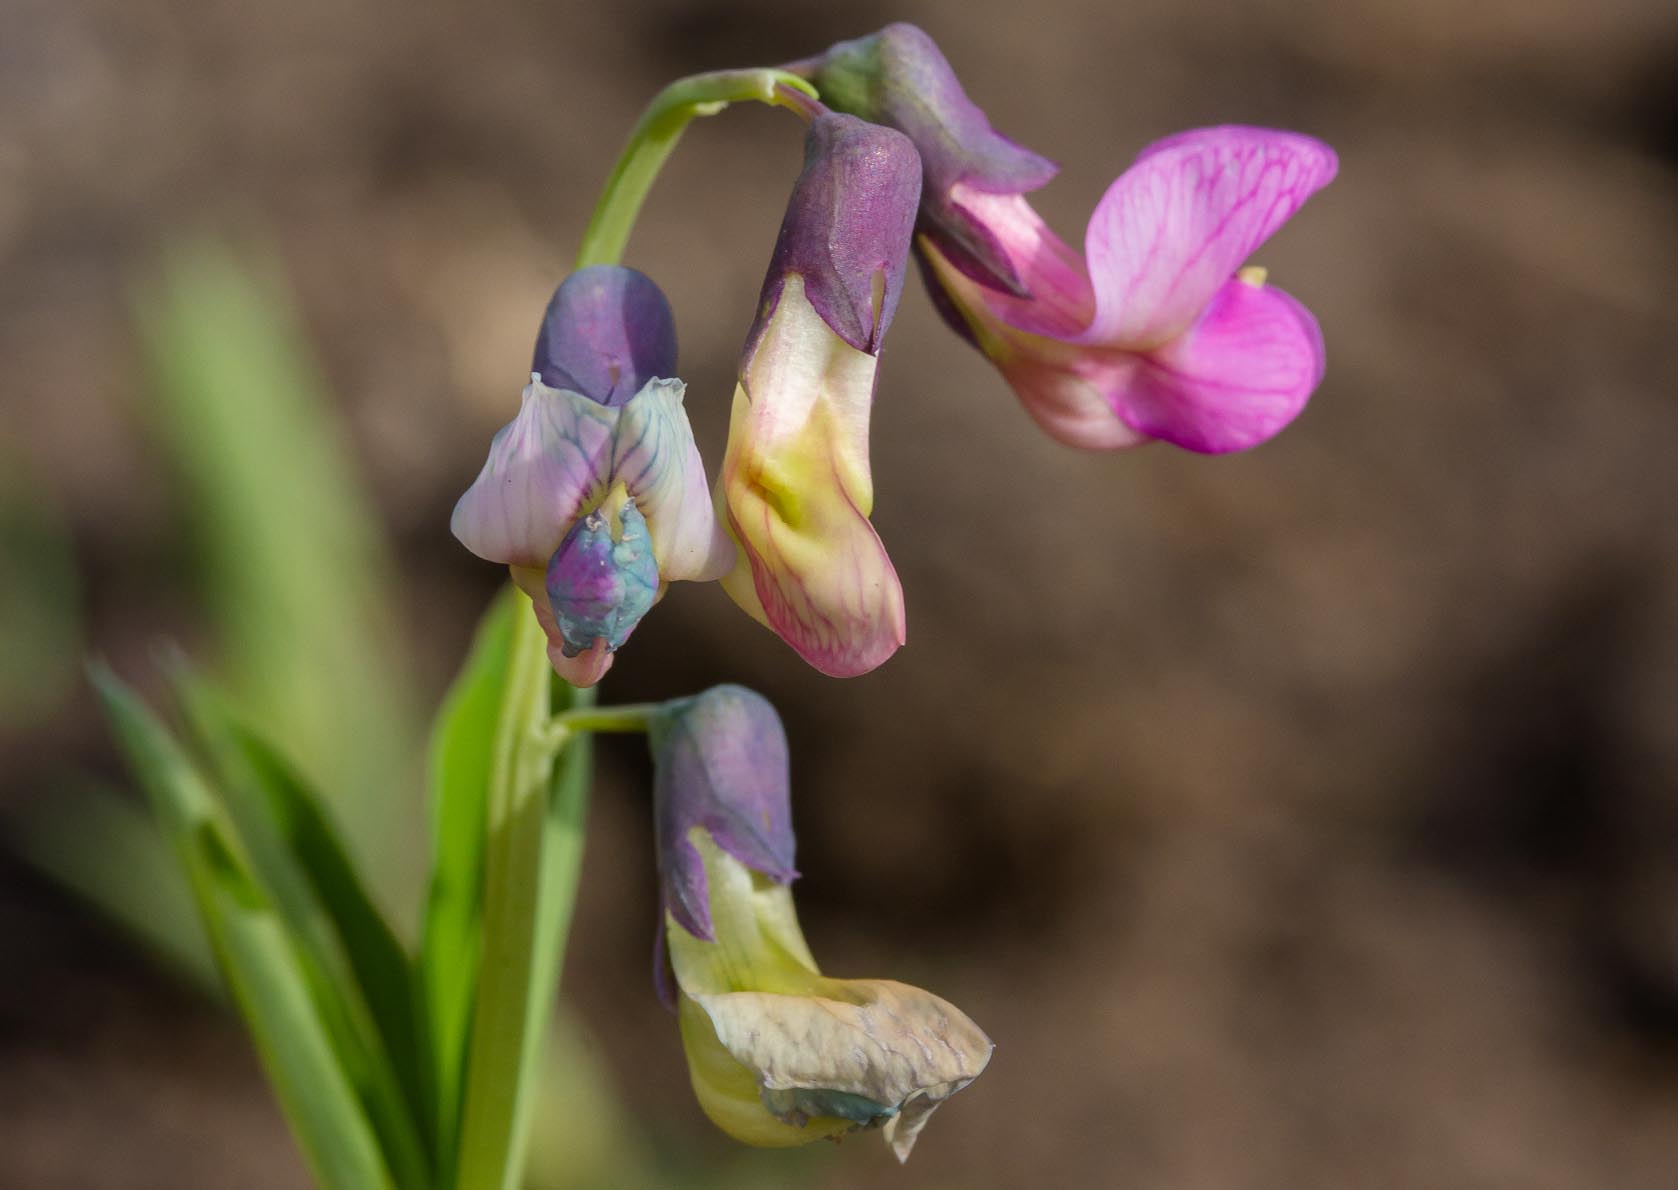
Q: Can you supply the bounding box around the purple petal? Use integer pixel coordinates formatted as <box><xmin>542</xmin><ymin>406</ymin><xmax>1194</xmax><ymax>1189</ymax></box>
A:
<box><xmin>532</xmin><ymin>265</ymin><xmax>678</xmax><ymax>406</ymax></box>
<box><xmin>799</xmin><ymin>23</ymin><xmax>1059</xmax><ymax>295</ymax></box>
<box><xmin>650</xmin><ymin>686</ymin><xmax>799</xmax><ymax>942</ymax></box>
<box><xmin>1106</xmin><ymin>276</ymin><xmax>1325</xmax><ymax>453</ymax></box>
<box><xmin>748</xmin><ymin>113</ymin><xmax>921</xmax><ymax>359</ymax></box>
<box><xmin>450</xmin><ymin>378</ymin><xmax>615</xmax><ymax>567</ymax></box>
<box><xmin>1080</xmin><ymin>126</ymin><xmax>1337</xmax><ymax>350</ymax></box>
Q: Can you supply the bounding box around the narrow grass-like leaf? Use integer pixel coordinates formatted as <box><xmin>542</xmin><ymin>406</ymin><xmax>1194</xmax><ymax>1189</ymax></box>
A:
<box><xmin>512</xmin><ymin>679</ymin><xmax>594</xmax><ymax>1176</ymax></box>
<box><xmin>133</xmin><ymin>239</ymin><xmax>422</xmax><ymax>917</ymax></box>
<box><xmin>453</xmin><ymin>606</ymin><xmax>578</xmax><ymax>1190</ymax></box>
<box><xmin>91</xmin><ymin>664</ymin><xmax>395</xmax><ymax>1190</ymax></box>
<box><xmin>418</xmin><ymin>586</ymin><xmax>516</xmax><ymax>1169</ymax></box>
<box><xmin>170</xmin><ymin>669</ymin><xmax>431</xmax><ymax>1181</ymax></box>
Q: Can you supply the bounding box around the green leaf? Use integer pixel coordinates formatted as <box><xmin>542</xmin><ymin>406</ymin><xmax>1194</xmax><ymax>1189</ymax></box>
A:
<box><xmin>453</xmin><ymin>604</ymin><xmax>594</xmax><ymax>1190</ymax></box>
<box><xmin>169</xmin><ymin>669</ymin><xmax>431</xmax><ymax>1182</ymax></box>
<box><xmin>91</xmin><ymin>663</ymin><xmax>396</xmax><ymax>1190</ymax></box>
<box><xmin>416</xmin><ymin>587</ymin><xmax>516</xmax><ymax>1172</ymax></box>
<box><xmin>132</xmin><ymin>239</ymin><xmax>422</xmax><ymax>920</ymax></box>
<box><xmin>6</xmin><ymin>779</ymin><xmax>217</xmax><ymax>988</ymax></box>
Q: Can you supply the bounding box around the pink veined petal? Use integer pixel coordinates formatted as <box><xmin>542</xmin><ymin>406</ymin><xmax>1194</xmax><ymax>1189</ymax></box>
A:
<box><xmin>611</xmin><ymin>378</ymin><xmax>735</xmax><ymax>582</ymax></box>
<box><xmin>943</xmin><ymin>185</ymin><xmax>1093</xmax><ymax>338</ymax></box>
<box><xmin>919</xmin><ymin>239</ymin><xmax>1146</xmax><ymax>450</ymax></box>
<box><xmin>1080</xmin><ymin>126</ymin><xmax>1337</xmax><ymax>350</ymax></box>
<box><xmin>718</xmin><ymin>281</ymin><xmax>905</xmax><ymax>678</ymax></box>
<box><xmin>1106</xmin><ymin>276</ymin><xmax>1325</xmax><ymax>454</ymax></box>
<box><xmin>450</xmin><ymin>377</ymin><xmax>616</xmax><ymax>568</ymax></box>
<box><xmin>997</xmin><ymin>348</ymin><xmax>1154</xmax><ymax>451</ymax></box>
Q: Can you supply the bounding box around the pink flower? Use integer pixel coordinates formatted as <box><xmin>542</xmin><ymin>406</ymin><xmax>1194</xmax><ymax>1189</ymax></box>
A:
<box><xmin>920</xmin><ymin>127</ymin><xmax>1338</xmax><ymax>453</ymax></box>
<box><xmin>801</xmin><ymin>25</ymin><xmax>1338</xmax><ymax>453</ymax></box>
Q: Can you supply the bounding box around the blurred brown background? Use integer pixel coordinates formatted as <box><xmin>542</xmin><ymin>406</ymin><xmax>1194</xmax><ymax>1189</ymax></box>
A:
<box><xmin>3</xmin><ymin>0</ymin><xmax>1677</xmax><ymax>1186</ymax></box>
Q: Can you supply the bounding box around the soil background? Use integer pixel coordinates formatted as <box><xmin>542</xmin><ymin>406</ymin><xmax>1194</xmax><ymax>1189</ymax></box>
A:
<box><xmin>3</xmin><ymin>0</ymin><xmax>1677</xmax><ymax>1187</ymax></box>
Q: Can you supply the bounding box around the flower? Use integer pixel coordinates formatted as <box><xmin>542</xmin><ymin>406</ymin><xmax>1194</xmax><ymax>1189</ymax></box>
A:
<box><xmin>650</xmin><ymin>685</ymin><xmax>992</xmax><ymax>1160</ymax></box>
<box><xmin>801</xmin><ymin>24</ymin><xmax>1338</xmax><ymax>454</ymax></box>
<box><xmin>452</xmin><ymin>265</ymin><xmax>732</xmax><ymax>686</ymax></box>
<box><xmin>716</xmin><ymin>112</ymin><xmax>922</xmax><ymax>677</ymax></box>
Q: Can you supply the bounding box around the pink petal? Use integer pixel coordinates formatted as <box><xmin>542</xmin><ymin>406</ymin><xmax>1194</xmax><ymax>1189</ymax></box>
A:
<box><xmin>942</xmin><ymin>185</ymin><xmax>1093</xmax><ymax>338</ymax></box>
<box><xmin>1081</xmin><ymin>126</ymin><xmax>1337</xmax><ymax>350</ymax></box>
<box><xmin>996</xmin><ymin>348</ymin><xmax>1154</xmax><ymax>451</ymax></box>
<box><xmin>919</xmin><ymin>236</ymin><xmax>1146</xmax><ymax>451</ymax></box>
<box><xmin>1107</xmin><ymin>276</ymin><xmax>1325</xmax><ymax>453</ymax></box>
<box><xmin>611</xmin><ymin>378</ymin><xmax>735</xmax><ymax>582</ymax></box>
<box><xmin>718</xmin><ymin>282</ymin><xmax>906</xmax><ymax>678</ymax></box>
<box><xmin>451</xmin><ymin>377</ymin><xmax>615</xmax><ymax>568</ymax></box>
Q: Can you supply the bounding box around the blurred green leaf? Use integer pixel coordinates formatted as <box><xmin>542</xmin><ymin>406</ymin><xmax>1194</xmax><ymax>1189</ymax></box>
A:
<box><xmin>0</xmin><ymin>460</ymin><xmax>81</xmax><ymax>725</ymax></box>
<box><xmin>91</xmin><ymin>662</ymin><xmax>397</xmax><ymax>1190</ymax></box>
<box><xmin>132</xmin><ymin>238</ymin><xmax>422</xmax><ymax>919</ymax></box>
<box><xmin>7</xmin><ymin>779</ymin><xmax>216</xmax><ymax>987</ymax></box>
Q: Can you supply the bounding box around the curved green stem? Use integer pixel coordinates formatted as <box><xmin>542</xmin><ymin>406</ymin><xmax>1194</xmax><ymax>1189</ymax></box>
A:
<box><xmin>575</xmin><ymin>69</ymin><xmax>818</xmax><ymax>269</ymax></box>
<box><xmin>452</xmin><ymin>68</ymin><xmax>814</xmax><ymax>1190</ymax></box>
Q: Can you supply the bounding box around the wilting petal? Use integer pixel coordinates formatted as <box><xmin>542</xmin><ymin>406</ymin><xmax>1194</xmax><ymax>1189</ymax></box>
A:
<box><xmin>683</xmin><ymin>979</ymin><xmax>992</xmax><ymax>1162</ymax></box>
<box><xmin>450</xmin><ymin>378</ymin><xmax>615</xmax><ymax>568</ymax></box>
<box><xmin>719</xmin><ymin>281</ymin><xmax>905</xmax><ymax>678</ymax></box>
<box><xmin>1081</xmin><ymin>126</ymin><xmax>1338</xmax><ymax>350</ymax></box>
<box><xmin>1105</xmin><ymin>275</ymin><xmax>1325</xmax><ymax>453</ymax></box>
<box><xmin>663</xmin><ymin>830</ymin><xmax>991</xmax><ymax>1161</ymax></box>
<box><xmin>611</xmin><ymin>378</ymin><xmax>734</xmax><ymax>582</ymax></box>
<box><xmin>532</xmin><ymin>265</ymin><xmax>678</xmax><ymax>406</ymax></box>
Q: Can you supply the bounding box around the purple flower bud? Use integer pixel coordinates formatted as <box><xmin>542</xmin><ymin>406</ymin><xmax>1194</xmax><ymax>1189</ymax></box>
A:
<box><xmin>746</xmin><ymin>112</ymin><xmax>922</xmax><ymax>360</ymax></box>
<box><xmin>532</xmin><ymin>264</ymin><xmax>678</xmax><ymax>405</ymax></box>
<box><xmin>793</xmin><ymin>23</ymin><xmax>1057</xmax><ymax>296</ymax></box>
<box><xmin>650</xmin><ymin>686</ymin><xmax>799</xmax><ymax>944</ymax></box>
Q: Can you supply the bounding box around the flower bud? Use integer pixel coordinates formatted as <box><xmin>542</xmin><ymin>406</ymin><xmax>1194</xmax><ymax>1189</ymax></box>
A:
<box><xmin>793</xmin><ymin>22</ymin><xmax>1058</xmax><ymax>295</ymax></box>
<box><xmin>716</xmin><ymin>115</ymin><xmax>921</xmax><ymax>677</ymax></box>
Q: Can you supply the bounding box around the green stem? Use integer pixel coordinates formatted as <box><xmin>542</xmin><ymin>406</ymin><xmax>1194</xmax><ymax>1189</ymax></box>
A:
<box><xmin>452</xmin><ymin>68</ymin><xmax>813</xmax><ymax>1190</ymax></box>
<box><xmin>453</xmin><ymin>601</ymin><xmax>555</xmax><ymax>1190</ymax></box>
<box><xmin>575</xmin><ymin>69</ymin><xmax>818</xmax><ymax>269</ymax></box>
<box><xmin>538</xmin><ymin>703</ymin><xmax>660</xmax><ymax>750</ymax></box>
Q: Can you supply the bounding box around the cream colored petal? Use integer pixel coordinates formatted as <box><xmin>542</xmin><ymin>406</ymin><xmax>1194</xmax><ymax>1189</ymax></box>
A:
<box><xmin>690</xmin><ymin>978</ymin><xmax>992</xmax><ymax>1159</ymax></box>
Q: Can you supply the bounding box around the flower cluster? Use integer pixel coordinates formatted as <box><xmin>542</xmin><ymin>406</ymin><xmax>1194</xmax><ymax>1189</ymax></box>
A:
<box><xmin>455</xmin><ymin>24</ymin><xmax>1334</xmax><ymax>683</ymax></box>
<box><xmin>448</xmin><ymin>23</ymin><xmax>1337</xmax><ymax>1159</ymax></box>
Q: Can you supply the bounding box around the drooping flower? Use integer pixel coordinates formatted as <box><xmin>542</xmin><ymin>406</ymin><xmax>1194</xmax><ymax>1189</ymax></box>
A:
<box><xmin>716</xmin><ymin>112</ymin><xmax>922</xmax><ymax>677</ymax></box>
<box><xmin>800</xmin><ymin>24</ymin><xmax>1338</xmax><ymax>454</ymax></box>
<box><xmin>452</xmin><ymin>265</ymin><xmax>733</xmax><ymax>686</ymax></box>
<box><xmin>650</xmin><ymin>685</ymin><xmax>991</xmax><ymax>1160</ymax></box>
